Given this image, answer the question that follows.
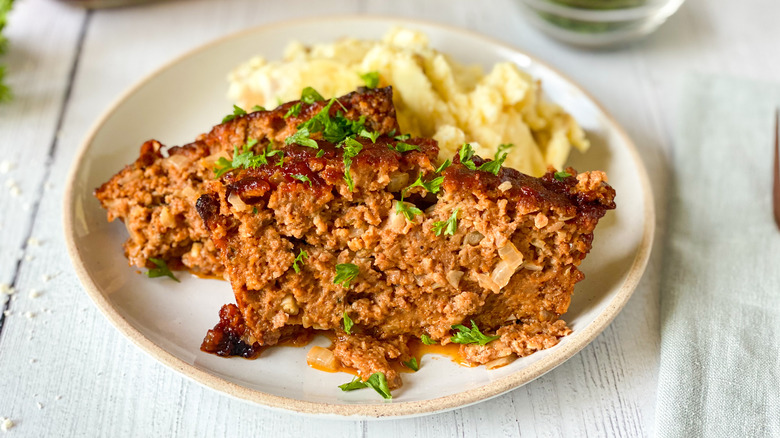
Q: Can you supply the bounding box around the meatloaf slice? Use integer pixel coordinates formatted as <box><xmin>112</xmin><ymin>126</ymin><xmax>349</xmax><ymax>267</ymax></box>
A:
<box><xmin>197</xmin><ymin>135</ymin><xmax>615</xmax><ymax>388</ymax></box>
<box><xmin>94</xmin><ymin>87</ymin><xmax>399</xmax><ymax>277</ymax></box>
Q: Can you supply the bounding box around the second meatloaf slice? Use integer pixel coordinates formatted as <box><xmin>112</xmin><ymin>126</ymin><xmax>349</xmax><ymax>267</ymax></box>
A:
<box><xmin>197</xmin><ymin>132</ymin><xmax>615</xmax><ymax>388</ymax></box>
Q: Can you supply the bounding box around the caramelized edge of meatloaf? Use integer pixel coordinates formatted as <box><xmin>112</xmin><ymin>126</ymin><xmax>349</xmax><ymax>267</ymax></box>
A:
<box><xmin>197</xmin><ymin>134</ymin><xmax>615</xmax><ymax>388</ymax></box>
<box><xmin>93</xmin><ymin>87</ymin><xmax>399</xmax><ymax>277</ymax></box>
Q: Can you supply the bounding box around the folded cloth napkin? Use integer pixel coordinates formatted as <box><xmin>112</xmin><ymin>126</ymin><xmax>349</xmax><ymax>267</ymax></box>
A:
<box><xmin>656</xmin><ymin>74</ymin><xmax>780</xmax><ymax>437</ymax></box>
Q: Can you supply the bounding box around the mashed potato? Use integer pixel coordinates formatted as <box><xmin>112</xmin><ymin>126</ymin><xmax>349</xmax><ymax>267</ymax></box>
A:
<box><xmin>228</xmin><ymin>28</ymin><xmax>589</xmax><ymax>176</ymax></box>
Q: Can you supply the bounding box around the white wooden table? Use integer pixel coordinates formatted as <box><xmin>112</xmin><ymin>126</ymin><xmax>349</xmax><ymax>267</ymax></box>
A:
<box><xmin>1</xmin><ymin>0</ymin><xmax>777</xmax><ymax>436</ymax></box>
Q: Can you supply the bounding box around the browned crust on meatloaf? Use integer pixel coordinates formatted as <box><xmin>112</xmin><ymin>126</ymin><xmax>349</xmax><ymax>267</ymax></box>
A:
<box><xmin>94</xmin><ymin>87</ymin><xmax>399</xmax><ymax>276</ymax></box>
<box><xmin>197</xmin><ymin>135</ymin><xmax>615</xmax><ymax>388</ymax></box>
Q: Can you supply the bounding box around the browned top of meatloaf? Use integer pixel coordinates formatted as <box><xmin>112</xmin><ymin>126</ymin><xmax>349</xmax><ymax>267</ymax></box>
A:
<box><xmin>94</xmin><ymin>87</ymin><xmax>399</xmax><ymax>276</ymax></box>
<box><xmin>197</xmin><ymin>135</ymin><xmax>615</xmax><ymax>385</ymax></box>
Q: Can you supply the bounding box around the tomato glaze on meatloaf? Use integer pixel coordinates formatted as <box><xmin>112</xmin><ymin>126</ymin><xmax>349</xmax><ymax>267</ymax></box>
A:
<box><xmin>94</xmin><ymin>87</ymin><xmax>399</xmax><ymax>277</ymax></box>
<box><xmin>196</xmin><ymin>135</ymin><xmax>615</xmax><ymax>389</ymax></box>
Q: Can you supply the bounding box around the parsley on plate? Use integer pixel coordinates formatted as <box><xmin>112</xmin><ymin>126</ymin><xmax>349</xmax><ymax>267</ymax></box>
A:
<box><xmin>450</xmin><ymin>320</ymin><xmax>499</xmax><ymax>346</ymax></box>
<box><xmin>146</xmin><ymin>258</ymin><xmax>179</xmax><ymax>282</ymax></box>
<box><xmin>402</xmin><ymin>357</ymin><xmax>419</xmax><ymax>372</ymax></box>
<box><xmin>420</xmin><ymin>334</ymin><xmax>437</xmax><ymax>345</ymax></box>
<box><xmin>338</xmin><ymin>373</ymin><xmax>392</xmax><ymax>400</ymax></box>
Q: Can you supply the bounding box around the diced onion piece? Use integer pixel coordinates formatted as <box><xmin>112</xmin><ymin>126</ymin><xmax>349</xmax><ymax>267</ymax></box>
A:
<box><xmin>189</xmin><ymin>242</ymin><xmax>203</xmax><ymax>259</ymax></box>
<box><xmin>281</xmin><ymin>294</ymin><xmax>299</xmax><ymax>315</ymax></box>
<box><xmin>465</xmin><ymin>231</ymin><xmax>484</xmax><ymax>246</ymax></box>
<box><xmin>387</xmin><ymin>173</ymin><xmax>409</xmax><ymax>192</ymax></box>
<box><xmin>485</xmin><ymin>355</ymin><xmax>516</xmax><ymax>370</ymax></box>
<box><xmin>228</xmin><ymin>192</ymin><xmax>249</xmax><ymax>212</ymax></box>
<box><xmin>447</xmin><ymin>270</ymin><xmax>464</xmax><ymax>288</ymax></box>
<box><xmin>306</xmin><ymin>346</ymin><xmax>339</xmax><ymax>372</ymax></box>
<box><xmin>476</xmin><ymin>273</ymin><xmax>501</xmax><ymax>294</ymax></box>
<box><xmin>534</xmin><ymin>213</ymin><xmax>549</xmax><ymax>228</ymax></box>
<box><xmin>201</xmin><ymin>151</ymin><xmax>229</xmax><ymax>169</ymax></box>
<box><xmin>498</xmin><ymin>242</ymin><xmax>522</xmax><ymax>262</ymax></box>
<box><xmin>497</xmin><ymin>181</ymin><xmax>512</xmax><ymax>192</ymax></box>
<box><xmin>492</xmin><ymin>243</ymin><xmax>524</xmax><ymax>290</ymax></box>
<box><xmin>491</xmin><ymin>260</ymin><xmax>517</xmax><ymax>289</ymax></box>
<box><xmin>165</xmin><ymin>154</ymin><xmax>189</xmax><ymax>170</ymax></box>
<box><xmin>386</xmin><ymin>203</ymin><xmax>407</xmax><ymax>231</ymax></box>
<box><xmin>558</xmin><ymin>215</ymin><xmax>575</xmax><ymax>222</ymax></box>
<box><xmin>159</xmin><ymin>206</ymin><xmax>175</xmax><ymax>228</ymax></box>
<box><xmin>522</xmin><ymin>262</ymin><xmax>542</xmax><ymax>271</ymax></box>
<box><xmin>180</xmin><ymin>185</ymin><xmax>199</xmax><ymax>202</ymax></box>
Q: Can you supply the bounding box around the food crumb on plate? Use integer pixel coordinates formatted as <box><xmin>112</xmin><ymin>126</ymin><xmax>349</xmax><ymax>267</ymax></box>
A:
<box><xmin>0</xmin><ymin>418</ymin><xmax>14</xmax><ymax>432</ymax></box>
<box><xmin>0</xmin><ymin>160</ymin><xmax>14</xmax><ymax>174</ymax></box>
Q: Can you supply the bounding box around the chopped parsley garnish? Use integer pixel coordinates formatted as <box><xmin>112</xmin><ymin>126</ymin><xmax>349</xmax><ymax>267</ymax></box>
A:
<box><xmin>338</xmin><ymin>373</ymin><xmax>392</xmax><ymax>400</ymax></box>
<box><xmin>315</xmin><ymin>149</ymin><xmax>326</xmax><ymax>158</ymax></box>
<box><xmin>394</xmin><ymin>133</ymin><xmax>411</xmax><ymax>141</ymax></box>
<box><xmin>213</xmin><ymin>139</ymin><xmax>283</xmax><ymax>177</ymax></box>
<box><xmin>300</xmin><ymin>86</ymin><xmax>324</xmax><ymax>104</ymax></box>
<box><xmin>435</xmin><ymin>159</ymin><xmax>451</xmax><ymax>174</ymax></box>
<box><xmin>402</xmin><ymin>357</ymin><xmax>419</xmax><ymax>371</ymax></box>
<box><xmin>213</xmin><ymin>138</ymin><xmax>262</xmax><ymax>177</ymax></box>
<box><xmin>359</xmin><ymin>71</ymin><xmax>380</xmax><ymax>89</ymax></box>
<box><xmin>477</xmin><ymin>143</ymin><xmax>513</xmax><ymax>176</ymax></box>
<box><xmin>450</xmin><ymin>320</ymin><xmax>499</xmax><ymax>345</ymax></box>
<box><xmin>359</xmin><ymin>129</ymin><xmax>380</xmax><ymax>143</ymax></box>
<box><xmin>341</xmin><ymin>137</ymin><xmax>363</xmax><ymax>192</ymax></box>
<box><xmin>458</xmin><ymin>143</ymin><xmax>477</xmax><ymax>170</ymax></box>
<box><xmin>222</xmin><ymin>105</ymin><xmax>247</xmax><ymax>123</ymax></box>
<box><xmin>146</xmin><ymin>258</ymin><xmax>179</xmax><ymax>282</ymax></box>
<box><xmin>420</xmin><ymin>334</ymin><xmax>436</xmax><ymax>345</ymax></box>
<box><xmin>338</xmin><ymin>377</ymin><xmax>367</xmax><ymax>392</ymax></box>
<box><xmin>296</xmin><ymin>98</ymin><xmax>366</xmax><ymax>145</ymax></box>
<box><xmin>252</xmin><ymin>207</ymin><xmax>258</xmax><ymax>215</ymax></box>
<box><xmin>432</xmin><ymin>208</ymin><xmax>459</xmax><ymax>236</ymax></box>
<box><xmin>276</xmin><ymin>153</ymin><xmax>285</xmax><ymax>167</ymax></box>
<box><xmin>395</xmin><ymin>197</ymin><xmax>423</xmax><ymax>222</ymax></box>
<box><xmin>292</xmin><ymin>174</ymin><xmax>312</xmax><ymax>186</ymax></box>
<box><xmin>554</xmin><ymin>170</ymin><xmax>572</xmax><ymax>181</ymax></box>
<box><xmin>343</xmin><ymin>311</ymin><xmax>354</xmax><ymax>334</ymax></box>
<box><xmin>285</xmin><ymin>127</ymin><xmax>319</xmax><ymax>149</ymax></box>
<box><xmin>283</xmin><ymin>102</ymin><xmax>302</xmax><ymax>119</ymax></box>
<box><xmin>265</xmin><ymin>144</ymin><xmax>283</xmax><ymax>160</ymax></box>
<box><xmin>334</xmin><ymin>263</ymin><xmax>359</xmax><ymax>288</ymax></box>
<box><xmin>390</xmin><ymin>141</ymin><xmax>420</xmax><ymax>153</ymax></box>
<box><xmin>477</xmin><ymin>159</ymin><xmax>504</xmax><ymax>176</ymax></box>
<box><xmin>496</xmin><ymin>142</ymin><xmax>514</xmax><ymax>156</ymax></box>
<box><xmin>407</xmin><ymin>173</ymin><xmax>444</xmax><ymax>194</ymax></box>
<box><xmin>292</xmin><ymin>249</ymin><xmax>308</xmax><ymax>273</ymax></box>
<box><xmin>251</xmin><ymin>105</ymin><xmax>265</xmax><ymax>112</ymax></box>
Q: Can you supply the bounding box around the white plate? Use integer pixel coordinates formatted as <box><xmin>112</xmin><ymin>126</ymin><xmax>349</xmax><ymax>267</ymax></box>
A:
<box><xmin>63</xmin><ymin>17</ymin><xmax>654</xmax><ymax>418</ymax></box>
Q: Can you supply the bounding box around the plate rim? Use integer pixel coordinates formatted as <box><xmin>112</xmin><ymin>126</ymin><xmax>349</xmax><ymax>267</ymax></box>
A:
<box><xmin>62</xmin><ymin>15</ymin><xmax>655</xmax><ymax>419</ymax></box>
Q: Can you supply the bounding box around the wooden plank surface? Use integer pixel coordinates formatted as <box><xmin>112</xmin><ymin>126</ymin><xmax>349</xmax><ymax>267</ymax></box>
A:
<box><xmin>1</xmin><ymin>0</ymin><xmax>778</xmax><ymax>436</ymax></box>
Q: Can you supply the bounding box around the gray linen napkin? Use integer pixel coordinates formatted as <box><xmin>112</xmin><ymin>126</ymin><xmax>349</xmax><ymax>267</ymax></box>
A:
<box><xmin>656</xmin><ymin>74</ymin><xmax>780</xmax><ymax>437</ymax></box>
